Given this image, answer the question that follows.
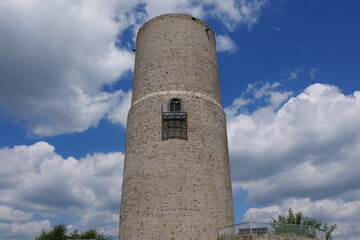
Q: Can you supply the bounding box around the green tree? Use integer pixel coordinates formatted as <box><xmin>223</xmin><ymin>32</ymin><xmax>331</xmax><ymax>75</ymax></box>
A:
<box><xmin>271</xmin><ymin>208</ymin><xmax>337</xmax><ymax>240</ymax></box>
<box><xmin>35</xmin><ymin>223</ymin><xmax>112</xmax><ymax>240</ymax></box>
<box><xmin>78</xmin><ymin>228</ymin><xmax>112</xmax><ymax>240</ymax></box>
<box><xmin>35</xmin><ymin>223</ymin><xmax>68</xmax><ymax>240</ymax></box>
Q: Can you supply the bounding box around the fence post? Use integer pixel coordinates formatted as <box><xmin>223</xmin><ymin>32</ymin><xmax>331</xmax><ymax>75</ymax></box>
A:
<box><xmin>250</xmin><ymin>220</ymin><xmax>253</xmax><ymax>235</ymax></box>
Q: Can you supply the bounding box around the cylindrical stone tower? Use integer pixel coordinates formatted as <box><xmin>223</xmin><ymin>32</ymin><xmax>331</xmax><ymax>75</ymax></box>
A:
<box><xmin>119</xmin><ymin>13</ymin><xmax>234</xmax><ymax>240</ymax></box>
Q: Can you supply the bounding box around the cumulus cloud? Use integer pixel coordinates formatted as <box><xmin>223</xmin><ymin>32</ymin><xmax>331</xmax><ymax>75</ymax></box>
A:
<box><xmin>227</xmin><ymin>83</ymin><xmax>360</xmax><ymax>240</ymax></box>
<box><xmin>140</xmin><ymin>0</ymin><xmax>196</xmax><ymax>19</ymax></box>
<box><xmin>217</xmin><ymin>34</ymin><xmax>238</xmax><ymax>53</ymax></box>
<box><xmin>243</xmin><ymin>198</ymin><xmax>360</xmax><ymax>240</ymax></box>
<box><xmin>106</xmin><ymin>90</ymin><xmax>132</xmax><ymax>127</ymax></box>
<box><xmin>0</xmin><ymin>142</ymin><xmax>124</xmax><ymax>239</ymax></box>
<box><xmin>77</xmin><ymin>209</ymin><xmax>120</xmax><ymax>237</ymax></box>
<box><xmin>0</xmin><ymin>205</ymin><xmax>32</xmax><ymax>223</ymax></box>
<box><xmin>0</xmin><ymin>218</ymin><xmax>51</xmax><ymax>240</ymax></box>
<box><xmin>200</xmin><ymin>0</ymin><xmax>268</xmax><ymax>31</ymax></box>
<box><xmin>28</xmin><ymin>89</ymin><xmax>131</xmax><ymax>136</ymax></box>
<box><xmin>226</xmin><ymin>82</ymin><xmax>292</xmax><ymax>116</ymax></box>
<box><xmin>244</xmin><ymin>198</ymin><xmax>360</xmax><ymax>223</ymax></box>
<box><xmin>0</xmin><ymin>205</ymin><xmax>51</xmax><ymax>240</ymax></box>
<box><xmin>0</xmin><ymin>0</ymin><xmax>135</xmax><ymax>136</ymax></box>
<box><xmin>141</xmin><ymin>0</ymin><xmax>268</xmax><ymax>31</ymax></box>
<box><xmin>228</xmin><ymin>83</ymin><xmax>360</xmax><ymax>201</ymax></box>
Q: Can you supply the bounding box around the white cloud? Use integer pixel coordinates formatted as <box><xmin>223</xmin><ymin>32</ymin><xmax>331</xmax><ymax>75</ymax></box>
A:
<box><xmin>244</xmin><ymin>198</ymin><xmax>360</xmax><ymax>223</ymax></box>
<box><xmin>228</xmin><ymin>83</ymin><xmax>360</xmax><ymax>202</ymax></box>
<box><xmin>141</xmin><ymin>0</ymin><xmax>193</xmax><ymax>19</ymax></box>
<box><xmin>76</xmin><ymin>209</ymin><xmax>119</xmax><ymax>237</ymax></box>
<box><xmin>0</xmin><ymin>0</ymin><xmax>135</xmax><ymax>136</ymax></box>
<box><xmin>227</xmin><ymin>83</ymin><xmax>360</xmax><ymax>239</ymax></box>
<box><xmin>243</xmin><ymin>198</ymin><xmax>360</xmax><ymax>240</ymax></box>
<box><xmin>309</xmin><ymin>67</ymin><xmax>318</xmax><ymax>79</ymax></box>
<box><xmin>226</xmin><ymin>82</ymin><xmax>292</xmax><ymax>117</ymax></box>
<box><xmin>141</xmin><ymin>0</ymin><xmax>268</xmax><ymax>31</ymax></box>
<box><xmin>0</xmin><ymin>142</ymin><xmax>124</xmax><ymax>239</ymax></box>
<box><xmin>0</xmin><ymin>206</ymin><xmax>32</xmax><ymax>222</ymax></box>
<box><xmin>288</xmin><ymin>68</ymin><xmax>303</xmax><ymax>80</ymax></box>
<box><xmin>107</xmin><ymin>90</ymin><xmax>132</xmax><ymax>127</ymax></box>
<box><xmin>0</xmin><ymin>205</ymin><xmax>51</xmax><ymax>240</ymax></box>
<box><xmin>217</xmin><ymin>34</ymin><xmax>238</xmax><ymax>53</ymax></box>
<box><xmin>284</xmin><ymin>67</ymin><xmax>319</xmax><ymax>81</ymax></box>
<box><xmin>201</xmin><ymin>0</ymin><xmax>268</xmax><ymax>31</ymax></box>
<box><xmin>273</xmin><ymin>26</ymin><xmax>284</xmax><ymax>32</ymax></box>
<box><xmin>28</xmin><ymin>89</ymin><xmax>132</xmax><ymax>136</ymax></box>
<box><xmin>0</xmin><ymin>218</ymin><xmax>51</xmax><ymax>240</ymax></box>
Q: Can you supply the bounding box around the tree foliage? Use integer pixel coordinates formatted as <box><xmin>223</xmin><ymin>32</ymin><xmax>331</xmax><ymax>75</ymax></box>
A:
<box><xmin>271</xmin><ymin>208</ymin><xmax>337</xmax><ymax>240</ymax></box>
<box><xmin>35</xmin><ymin>223</ymin><xmax>112</xmax><ymax>240</ymax></box>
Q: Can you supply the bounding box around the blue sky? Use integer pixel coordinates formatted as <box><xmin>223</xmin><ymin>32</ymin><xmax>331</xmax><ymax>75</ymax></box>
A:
<box><xmin>0</xmin><ymin>0</ymin><xmax>359</xmax><ymax>239</ymax></box>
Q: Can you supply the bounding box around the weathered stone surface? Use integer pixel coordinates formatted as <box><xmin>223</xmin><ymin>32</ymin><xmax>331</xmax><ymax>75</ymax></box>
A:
<box><xmin>119</xmin><ymin>13</ymin><xmax>234</xmax><ymax>240</ymax></box>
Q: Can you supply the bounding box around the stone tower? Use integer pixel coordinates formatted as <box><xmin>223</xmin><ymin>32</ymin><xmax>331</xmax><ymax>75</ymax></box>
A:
<box><xmin>119</xmin><ymin>13</ymin><xmax>234</xmax><ymax>240</ymax></box>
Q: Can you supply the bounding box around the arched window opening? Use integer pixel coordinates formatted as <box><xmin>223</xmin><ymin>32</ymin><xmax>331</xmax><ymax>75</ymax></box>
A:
<box><xmin>169</xmin><ymin>98</ymin><xmax>181</xmax><ymax>112</ymax></box>
<box><xmin>162</xmin><ymin>98</ymin><xmax>187</xmax><ymax>140</ymax></box>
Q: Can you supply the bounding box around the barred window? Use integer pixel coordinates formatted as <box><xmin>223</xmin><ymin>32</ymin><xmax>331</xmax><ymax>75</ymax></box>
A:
<box><xmin>169</xmin><ymin>99</ymin><xmax>181</xmax><ymax>111</ymax></box>
<box><xmin>162</xmin><ymin>99</ymin><xmax>187</xmax><ymax>140</ymax></box>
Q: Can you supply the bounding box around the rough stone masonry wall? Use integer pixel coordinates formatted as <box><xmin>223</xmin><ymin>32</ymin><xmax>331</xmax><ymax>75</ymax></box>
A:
<box><xmin>119</xmin><ymin>14</ymin><xmax>234</xmax><ymax>240</ymax></box>
<box><xmin>131</xmin><ymin>13</ymin><xmax>222</xmax><ymax>104</ymax></box>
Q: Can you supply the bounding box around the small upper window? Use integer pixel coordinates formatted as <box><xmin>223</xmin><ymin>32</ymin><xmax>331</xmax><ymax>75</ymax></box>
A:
<box><xmin>169</xmin><ymin>98</ymin><xmax>181</xmax><ymax>112</ymax></box>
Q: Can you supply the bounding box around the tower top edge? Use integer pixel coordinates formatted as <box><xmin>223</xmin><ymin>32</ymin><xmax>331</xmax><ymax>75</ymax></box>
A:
<box><xmin>138</xmin><ymin>13</ymin><xmax>214</xmax><ymax>34</ymax></box>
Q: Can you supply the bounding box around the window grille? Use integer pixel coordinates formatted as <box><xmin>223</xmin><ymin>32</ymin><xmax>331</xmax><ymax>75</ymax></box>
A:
<box><xmin>162</xmin><ymin>99</ymin><xmax>187</xmax><ymax>140</ymax></box>
<box><xmin>169</xmin><ymin>99</ymin><xmax>181</xmax><ymax>112</ymax></box>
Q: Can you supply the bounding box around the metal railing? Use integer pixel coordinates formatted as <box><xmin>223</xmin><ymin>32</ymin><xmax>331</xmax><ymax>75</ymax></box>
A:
<box><xmin>218</xmin><ymin>221</ymin><xmax>326</xmax><ymax>240</ymax></box>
